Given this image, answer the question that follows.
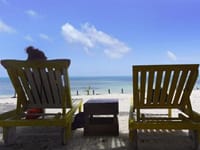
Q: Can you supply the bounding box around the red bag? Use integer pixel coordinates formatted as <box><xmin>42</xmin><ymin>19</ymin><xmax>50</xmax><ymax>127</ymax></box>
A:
<box><xmin>26</xmin><ymin>108</ymin><xmax>43</xmax><ymax>119</ymax></box>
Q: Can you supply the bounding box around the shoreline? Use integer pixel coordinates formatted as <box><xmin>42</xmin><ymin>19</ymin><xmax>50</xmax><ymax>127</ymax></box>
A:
<box><xmin>0</xmin><ymin>89</ymin><xmax>199</xmax><ymax>112</ymax></box>
<box><xmin>1</xmin><ymin>75</ymin><xmax>199</xmax><ymax>97</ymax></box>
<box><xmin>0</xmin><ymin>88</ymin><xmax>199</xmax><ymax>98</ymax></box>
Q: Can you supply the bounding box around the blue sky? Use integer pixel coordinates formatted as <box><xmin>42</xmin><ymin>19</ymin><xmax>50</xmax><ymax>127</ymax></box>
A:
<box><xmin>0</xmin><ymin>0</ymin><xmax>200</xmax><ymax>77</ymax></box>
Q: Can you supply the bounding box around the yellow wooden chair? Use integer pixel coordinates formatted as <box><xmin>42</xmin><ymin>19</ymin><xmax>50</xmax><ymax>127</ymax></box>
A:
<box><xmin>0</xmin><ymin>59</ymin><xmax>82</xmax><ymax>145</ymax></box>
<box><xmin>129</xmin><ymin>64</ymin><xmax>200</xmax><ymax>149</ymax></box>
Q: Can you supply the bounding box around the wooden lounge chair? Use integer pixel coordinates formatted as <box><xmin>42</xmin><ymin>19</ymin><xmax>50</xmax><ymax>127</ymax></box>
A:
<box><xmin>0</xmin><ymin>59</ymin><xmax>82</xmax><ymax>144</ymax></box>
<box><xmin>129</xmin><ymin>64</ymin><xmax>200</xmax><ymax>149</ymax></box>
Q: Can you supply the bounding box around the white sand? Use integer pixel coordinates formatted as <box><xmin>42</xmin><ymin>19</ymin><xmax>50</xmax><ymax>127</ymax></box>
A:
<box><xmin>0</xmin><ymin>90</ymin><xmax>199</xmax><ymax>150</ymax></box>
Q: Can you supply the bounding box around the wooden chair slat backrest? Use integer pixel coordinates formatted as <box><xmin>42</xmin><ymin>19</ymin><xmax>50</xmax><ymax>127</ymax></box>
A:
<box><xmin>132</xmin><ymin>64</ymin><xmax>199</xmax><ymax>111</ymax></box>
<box><xmin>1</xmin><ymin>59</ymin><xmax>72</xmax><ymax>111</ymax></box>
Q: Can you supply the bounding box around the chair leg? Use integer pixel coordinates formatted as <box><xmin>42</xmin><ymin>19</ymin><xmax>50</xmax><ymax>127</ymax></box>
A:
<box><xmin>189</xmin><ymin>130</ymin><xmax>199</xmax><ymax>150</ymax></box>
<box><xmin>62</xmin><ymin>123</ymin><xmax>72</xmax><ymax>145</ymax></box>
<box><xmin>62</xmin><ymin>127</ymin><xmax>67</xmax><ymax>145</ymax></box>
<box><xmin>129</xmin><ymin>129</ymin><xmax>138</xmax><ymax>149</ymax></box>
<box><xmin>3</xmin><ymin>127</ymin><xmax>16</xmax><ymax>145</ymax></box>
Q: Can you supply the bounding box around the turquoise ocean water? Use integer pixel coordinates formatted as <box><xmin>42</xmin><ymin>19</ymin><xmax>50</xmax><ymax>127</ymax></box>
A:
<box><xmin>0</xmin><ymin>76</ymin><xmax>199</xmax><ymax>97</ymax></box>
<box><xmin>0</xmin><ymin>76</ymin><xmax>133</xmax><ymax>96</ymax></box>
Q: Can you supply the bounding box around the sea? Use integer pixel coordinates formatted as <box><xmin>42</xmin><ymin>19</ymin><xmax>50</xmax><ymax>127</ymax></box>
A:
<box><xmin>0</xmin><ymin>76</ymin><xmax>199</xmax><ymax>97</ymax></box>
<box><xmin>0</xmin><ymin>76</ymin><xmax>133</xmax><ymax>97</ymax></box>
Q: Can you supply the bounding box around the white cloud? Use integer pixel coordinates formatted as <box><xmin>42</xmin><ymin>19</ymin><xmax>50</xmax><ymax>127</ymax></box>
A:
<box><xmin>62</xmin><ymin>23</ymin><xmax>93</xmax><ymax>48</ymax></box>
<box><xmin>24</xmin><ymin>35</ymin><xmax>34</xmax><ymax>42</ymax></box>
<box><xmin>0</xmin><ymin>20</ymin><xmax>15</xmax><ymax>33</ymax></box>
<box><xmin>61</xmin><ymin>22</ymin><xmax>131</xmax><ymax>59</ymax></box>
<box><xmin>167</xmin><ymin>50</ymin><xmax>177</xmax><ymax>61</ymax></box>
<box><xmin>39</xmin><ymin>33</ymin><xmax>51</xmax><ymax>41</ymax></box>
<box><xmin>25</xmin><ymin>10</ymin><xmax>38</xmax><ymax>17</ymax></box>
<box><xmin>0</xmin><ymin>0</ymin><xmax>8</xmax><ymax>5</ymax></box>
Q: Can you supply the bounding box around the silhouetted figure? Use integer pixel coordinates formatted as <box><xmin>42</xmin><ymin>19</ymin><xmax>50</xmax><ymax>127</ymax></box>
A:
<box><xmin>121</xmin><ymin>88</ymin><xmax>124</xmax><ymax>94</ymax></box>
<box><xmin>26</xmin><ymin>46</ymin><xmax>47</xmax><ymax>60</ymax></box>
<box><xmin>25</xmin><ymin>46</ymin><xmax>47</xmax><ymax>119</ymax></box>
<box><xmin>108</xmin><ymin>89</ymin><xmax>111</xmax><ymax>94</ymax></box>
<box><xmin>12</xmin><ymin>46</ymin><xmax>47</xmax><ymax>98</ymax></box>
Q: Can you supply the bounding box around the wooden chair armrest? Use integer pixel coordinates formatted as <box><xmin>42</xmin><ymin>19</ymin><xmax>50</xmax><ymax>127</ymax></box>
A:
<box><xmin>0</xmin><ymin>109</ymin><xmax>17</xmax><ymax>120</ymax></box>
<box><xmin>191</xmin><ymin>111</ymin><xmax>200</xmax><ymax>122</ymax></box>
<box><xmin>129</xmin><ymin>98</ymin><xmax>136</xmax><ymax>121</ymax></box>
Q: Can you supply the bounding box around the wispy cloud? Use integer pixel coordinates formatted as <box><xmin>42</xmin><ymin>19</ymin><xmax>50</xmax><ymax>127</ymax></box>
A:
<box><xmin>25</xmin><ymin>9</ymin><xmax>39</xmax><ymax>18</ymax></box>
<box><xmin>24</xmin><ymin>35</ymin><xmax>34</xmax><ymax>42</ymax></box>
<box><xmin>0</xmin><ymin>20</ymin><xmax>15</xmax><ymax>33</ymax></box>
<box><xmin>0</xmin><ymin>0</ymin><xmax>9</xmax><ymax>5</ymax></box>
<box><xmin>167</xmin><ymin>50</ymin><xmax>177</xmax><ymax>61</ymax></box>
<box><xmin>39</xmin><ymin>33</ymin><xmax>51</xmax><ymax>41</ymax></box>
<box><xmin>61</xmin><ymin>23</ymin><xmax>131</xmax><ymax>59</ymax></box>
<box><xmin>62</xmin><ymin>23</ymin><xmax>93</xmax><ymax>48</ymax></box>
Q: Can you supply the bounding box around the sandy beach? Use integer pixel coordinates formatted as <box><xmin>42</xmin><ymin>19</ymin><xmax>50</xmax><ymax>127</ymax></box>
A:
<box><xmin>0</xmin><ymin>90</ymin><xmax>199</xmax><ymax>150</ymax></box>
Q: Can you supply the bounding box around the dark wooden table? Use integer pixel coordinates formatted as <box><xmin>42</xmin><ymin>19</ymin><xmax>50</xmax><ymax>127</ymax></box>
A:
<box><xmin>84</xmin><ymin>99</ymin><xmax>119</xmax><ymax>136</ymax></box>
